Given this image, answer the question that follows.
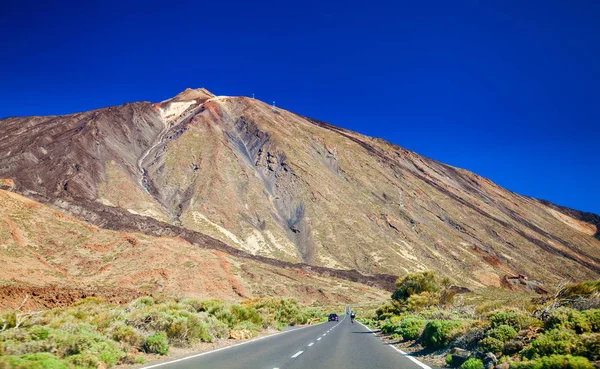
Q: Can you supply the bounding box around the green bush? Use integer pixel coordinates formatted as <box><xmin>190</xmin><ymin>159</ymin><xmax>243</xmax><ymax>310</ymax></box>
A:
<box><xmin>0</xmin><ymin>311</ymin><xmax>16</xmax><ymax>330</ymax></box>
<box><xmin>110</xmin><ymin>323</ymin><xmax>142</xmax><ymax>347</ymax></box>
<box><xmin>504</xmin><ymin>340</ymin><xmax>525</xmax><ymax>355</ymax></box>
<box><xmin>0</xmin><ymin>296</ymin><xmax>324</xmax><ymax>367</ymax></box>
<box><xmin>421</xmin><ymin>320</ymin><xmax>462</xmax><ymax>348</ymax></box>
<box><xmin>66</xmin><ymin>352</ymin><xmax>99</xmax><ymax>368</ymax></box>
<box><xmin>461</xmin><ymin>358</ymin><xmax>484</xmax><ymax>369</ymax></box>
<box><xmin>490</xmin><ymin>311</ymin><xmax>541</xmax><ymax>330</ymax></box>
<box><xmin>559</xmin><ymin>279</ymin><xmax>600</xmax><ymax>298</ymax></box>
<box><xmin>129</xmin><ymin>296</ymin><xmax>154</xmax><ymax>308</ymax></box>
<box><xmin>522</xmin><ymin>329</ymin><xmax>582</xmax><ymax>359</ymax></box>
<box><xmin>397</xmin><ymin>317</ymin><xmax>427</xmax><ymax>340</ymax></box>
<box><xmin>29</xmin><ymin>326</ymin><xmax>50</xmax><ymax>341</ymax></box>
<box><xmin>579</xmin><ymin>334</ymin><xmax>600</xmax><ymax>361</ymax></box>
<box><xmin>192</xmin><ymin>299</ymin><xmax>227</xmax><ymax>315</ymax></box>
<box><xmin>488</xmin><ymin>324</ymin><xmax>518</xmax><ymax>342</ymax></box>
<box><xmin>375</xmin><ymin>301</ymin><xmax>400</xmax><ymax>320</ymax></box>
<box><xmin>380</xmin><ymin>319</ymin><xmax>398</xmax><ymax>334</ymax></box>
<box><xmin>392</xmin><ymin>271</ymin><xmax>442</xmax><ymax>301</ymax></box>
<box><xmin>0</xmin><ymin>353</ymin><xmax>68</xmax><ymax>369</ymax></box>
<box><xmin>143</xmin><ymin>333</ymin><xmax>169</xmax><ymax>355</ymax></box>
<box><xmin>406</xmin><ymin>292</ymin><xmax>439</xmax><ymax>311</ymax></box>
<box><xmin>546</xmin><ymin>308</ymin><xmax>591</xmax><ymax>334</ymax></box>
<box><xmin>446</xmin><ymin>353</ymin><xmax>454</xmax><ymax>367</ymax></box>
<box><xmin>479</xmin><ymin>336</ymin><xmax>504</xmax><ymax>353</ymax></box>
<box><xmin>231</xmin><ymin>305</ymin><xmax>262</xmax><ymax>327</ymax></box>
<box><xmin>583</xmin><ymin>310</ymin><xmax>600</xmax><ymax>332</ymax></box>
<box><xmin>510</xmin><ymin>355</ymin><xmax>594</xmax><ymax>369</ymax></box>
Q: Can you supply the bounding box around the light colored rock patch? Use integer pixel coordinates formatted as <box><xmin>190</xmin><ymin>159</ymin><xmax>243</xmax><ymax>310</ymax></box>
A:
<box><xmin>159</xmin><ymin>101</ymin><xmax>196</xmax><ymax>123</ymax></box>
<box><xmin>264</xmin><ymin>230</ymin><xmax>297</xmax><ymax>258</ymax></box>
<box><xmin>244</xmin><ymin>229</ymin><xmax>266</xmax><ymax>255</ymax></box>
<box><xmin>546</xmin><ymin>207</ymin><xmax>597</xmax><ymax>236</ymax></box>
<box><xmin>192</xmin><ymin>211</ymin><xmax>242</xmax><ymax>246</ymax></box>
<box><xmin>318</xmin><ymin>253</ymin><xmax>344</xmax><ymax>268</ymax></box>
<box><xmin>97</xmin><ymin>197</ymin><xmax>115</xmax><ymax>207</ymax></box>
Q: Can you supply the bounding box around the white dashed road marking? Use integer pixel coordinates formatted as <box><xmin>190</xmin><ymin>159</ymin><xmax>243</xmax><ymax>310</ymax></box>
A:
<box><xmin>308</xmin><ymin>342</ymin><xmax>314</xmax><ymax>347</ymax></box>
<box><xmin>291</xmin><ymin>351</ymin><xmax>304</xmax><ymax>358</ymax></box>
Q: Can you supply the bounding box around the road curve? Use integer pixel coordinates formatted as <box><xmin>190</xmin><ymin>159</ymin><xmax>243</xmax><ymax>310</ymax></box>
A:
<box><xmin>143</xmin><ymin>314</ymin><xmax>433</xmax><ymax>369</ymax></box>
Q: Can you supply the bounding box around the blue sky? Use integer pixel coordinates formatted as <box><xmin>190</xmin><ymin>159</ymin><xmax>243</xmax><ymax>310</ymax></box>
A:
<box><xmin>1</xmin><ymin>0</ymin><xmax>598</xmax><ymax>213</ymax></box>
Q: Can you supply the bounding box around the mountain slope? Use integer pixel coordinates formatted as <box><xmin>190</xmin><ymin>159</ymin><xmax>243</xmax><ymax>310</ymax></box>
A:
<box><xmin>0</xmin><ymin>189</ymin><xmax>387</xmax><ymax>309</ymax></box>
<box><xmin>1</xmin><ymin>88</ymin><xmax>599</xmax><ymax>288</ymax></box>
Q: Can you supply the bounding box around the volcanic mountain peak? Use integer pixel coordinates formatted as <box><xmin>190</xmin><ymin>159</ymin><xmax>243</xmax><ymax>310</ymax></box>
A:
<box><xmin>1</xmin><ymin>89</ymin><xmax>599</xmax><ymax>289</ymax></box>
<box><xmin>168</xmin><ymin>87</ymin><xmax>216</xmax><ymax>102</ymax></box>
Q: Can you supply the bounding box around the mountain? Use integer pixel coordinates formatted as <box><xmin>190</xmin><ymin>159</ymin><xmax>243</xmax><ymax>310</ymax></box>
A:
<box><xmin>1</xmin><ymin>88</ymin><xmax>599</xmax><ymax>289</ymax></box>
<box><xmin>0</xmin><ymin>188</ymin><xmax>387</xmax><ymax>309</ymax></box>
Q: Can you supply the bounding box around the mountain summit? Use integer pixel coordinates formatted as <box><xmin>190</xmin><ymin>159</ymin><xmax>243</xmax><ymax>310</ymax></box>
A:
<box><xmin>1</xmin><ymin>89</ymin><xmax>599</xmax><ymax>288</ymax></box>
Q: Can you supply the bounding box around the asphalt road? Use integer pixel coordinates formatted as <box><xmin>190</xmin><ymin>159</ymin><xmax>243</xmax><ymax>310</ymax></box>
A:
<box><xmin>144</xmin><ymin>314</ymin><xmax>431</xmax><ymax>369</ymax></box>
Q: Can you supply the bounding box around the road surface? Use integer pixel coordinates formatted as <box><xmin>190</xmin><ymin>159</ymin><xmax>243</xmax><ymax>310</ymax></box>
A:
<box><xmin>144</xmin><ymin>314</ymin><xmax>432</xmax><ymax>369</ymax></box>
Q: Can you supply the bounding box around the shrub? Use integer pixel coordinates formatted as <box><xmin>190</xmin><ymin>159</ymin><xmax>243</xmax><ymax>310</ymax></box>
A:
<box><xmin>380</xmin><ymin>319</ymin><xmax>398</xmax><ymax>334</ymax></box>
<box><xmin>579</xmin><ymin>334</ymin><xmax>600</xmax><ymax>361</ymax></box>
<box><xmin>0</xmin><ymin>353</ymin><xmax>68</xmax><ymax>369</ymax></box>
<box><xmin>193</xmin><ymin>299</ymin><xmax>227</xmax><ymax>315</ymax></box>
<box><xmin>375</xmin><ymin>301</ymin><xmax>401</xmax><ymax>320</ymax></box>
<box><xmin>421</xmin><ymin>320</ymin><xmax>462</xmax><ymax>348</ymax></box>
<box><xmin>510</xmin><ymin>355</ymin><xmax>594</xmax><ymax>369</ymax></box>
<box><xmin>503</xmin><ymin>340</ymin><xmax>524</xmax><ymax>355</ymax></box>
<box><xmin>461</xmin><ymin>358</ymin><xmax>484</xmax><ymax>369</ymax></box>
<box><xmin>129</xmin><ymin>296</ymin><xmax>154</xmax><ymax>308</ymax></box>
<box><xmin>446</xmin><ymin>354</ymin><xmax>454</xmax><ymax>367</ymax></box>
<box><xmin>488</xmin><ymin>325</ymin><xmax>518</xmax><ymax>342</ymax></box>
<box><xmin>559</xmin><ymin>280</ymin><xmax>600</xmax><ymax>299</ymax></box>
<box><xmin>110</xmin><ymin>323</ymin><xmax>142</xmax><ymax>348</ymax></box>
<box><xmin>522</xmin><ymin>329</ymin><xmax>582</xmax><ymax>359</ymax></box>
<box><xmin>406</xmin><ymin>292</ymin><xmax>439</xmax><ymax>311</ymax></box>
<box><xmin>143</xmin><ymin>333</ymin><xmax>169</xmax><ymax>355</ymax></box>
<box><xmin>546</xmin><ymin>308</ymin><xmax>591</xmax><ymax>334</ymax></box>
<box><xmin>29</xmin><ymin>326</ymin><xmax>50</xmax><ymax>341</ymax></box>
<box><xmin>392</xmin><ymin>271</ymin><xmax>442</xmax><ymax>301</ymax></box>
<box><xmin>205</xmin><ymin>316</ymin><xmax>229</xmax><ymax>340</ymax></box>
<box><xmin>479</xmin><ymin>336</ymin><xmax>504</xmax><ymax>354</ymax></box>
<box><xmin>233</xmin><ymin>320</ymin><xmax>259</xmax><ymax>336</ymax></box>
<box><xmin>231</xmin><ymin>305</ymin><xmax>262</xmax><ymax>327</ymax></box>
<box><xmin>66</xmin><ymin>352</ymin><xmax>99</xmax><ymax>368</ymax></box>
<box><xmin>583</xmin><ymin>310</ymin><xmax>600</xmax><ymax>332</ymax></box>
<box><xmin>397</xmin><ymin>317</ymin><xmax>427</xmax><ymax>340</ymax></box>
<box><xmin>0</xmin><ymin>311</ymin><xmax>16</xmax><ymax>330</ymax></box>
<box><xmin>490</xmin><ymin>311</ymin><xmax>541</xmax><ymax>330</ymax></box>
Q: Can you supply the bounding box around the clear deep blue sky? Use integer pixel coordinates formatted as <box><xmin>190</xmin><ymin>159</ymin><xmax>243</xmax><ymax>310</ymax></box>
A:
<box><xmin>1</xmin><ymin>0</ymin><xmax>598</xmax><ymax>213</ymax></box>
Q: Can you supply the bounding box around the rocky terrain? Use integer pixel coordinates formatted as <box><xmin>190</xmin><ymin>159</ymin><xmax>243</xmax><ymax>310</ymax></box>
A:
<box><xmin>1</xmin><ymin>87</ymin><xmax>599</xmax><ymax>292</ymax></box>
<box><xmin>0</xmin><ymin>189</ymin><xmax>387</xmax><ymax>309</ymax></box>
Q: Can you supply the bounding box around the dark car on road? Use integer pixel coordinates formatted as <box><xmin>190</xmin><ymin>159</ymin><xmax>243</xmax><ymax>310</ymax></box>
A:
<box><xmin>328</xmin><ymin>313</ymin><xmax>339</xmax><ymax>321</ymax></box>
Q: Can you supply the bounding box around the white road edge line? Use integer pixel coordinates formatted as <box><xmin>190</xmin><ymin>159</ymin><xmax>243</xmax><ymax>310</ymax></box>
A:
<box><xmin>141</xmin><ymin>321</ymin><xmax>326</xmax><ymax>368</ymax></box>
<box><xmin>357</xmin><ymin>321</ymin><xmax>432</xmax><ymax>369</ymax></box>
<box><xmin>291</xmin><ymin>351</ymin><xmax>304</xmax><ymax>358</ymax></box>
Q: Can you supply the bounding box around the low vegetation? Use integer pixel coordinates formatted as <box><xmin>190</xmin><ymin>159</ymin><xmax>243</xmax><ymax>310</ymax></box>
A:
<box><xmin>0</xmin><ymin>296</ymin><xmax>325</xmax><ymax>368</ymax></box>
<box><xmin>360</xmin><ymin>272</ymin><xmax>600</xmax><ymax>369</ymax></box>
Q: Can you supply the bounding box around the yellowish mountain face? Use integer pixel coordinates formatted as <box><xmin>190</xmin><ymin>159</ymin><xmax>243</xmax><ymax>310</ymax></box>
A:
<box><xmin>1</xmin><ymin>88</ymin><xmax>599</xmax><ymax>290</ymax></box>
<box><xmin>0</xmin><ymin>189</ymin><xmax>387</xmax><ymax>308</ymax></box>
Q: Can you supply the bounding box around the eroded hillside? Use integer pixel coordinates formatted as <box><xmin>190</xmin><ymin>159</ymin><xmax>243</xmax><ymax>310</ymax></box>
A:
<box><xmin>1</xmin><ymin>88</ymin><xmax>599</xmax><ymax>288</ymax></box>
<box><xmin>0</xmin><ymin>189</ymin><xmax>387</xmax><ymax>309</ymax></box>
